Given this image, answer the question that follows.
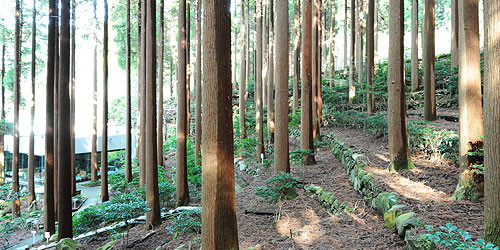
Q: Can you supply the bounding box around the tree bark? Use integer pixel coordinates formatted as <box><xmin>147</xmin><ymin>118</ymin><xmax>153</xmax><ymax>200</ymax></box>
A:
<box><xmin>348</xmin><ymin>0</ymin><xmax>356</xmax><ymax>103</ymax></box>
<box><xmin>274</xmin><ymin>0</ymin><xmax>290</xmax><ymax>174</ymax></box>
<box><xmin>145</xmin><ymin>0</ymin><xmax>161</xmax><ymax>228</ymax></box>
<box><xmin>387</xmin><ymin>0</ymin><xmax>413</xmax><ymax>172</ymax></box>
<box><xmin>201</xmin><ymin>0</ymin><xmax>239</xmax><ymax>247</ymax></box>
<box><xmin>410</xmin><ymin>0</ymin><xmax>419</xmax><ymax>92</ymax></box>
<box><xmin>101</xmin><ymin>0</ymin><xmax>109</xmax><ymax>203</ymax></box>
<box><xmin>344</xmin><ymin>0</ymin><xmax>348</xmax><ymax>70</ymax></box>
<box><xmin>12</xmin><ymin>0</ymin><xmax>21</xmax><ymax>218</ymax></box>
<box><xmin>262</xmin><ymin>4</ymin><xmax>268</xmax><ymax>108</ymax></box>
<box><xmin>125</xmin><ymin>0</ymin><xmax>133</xmax><ymax>182</ymax></box>
<box><xmin>91</xmin><ymin>0</ymin><xmax>98</xmax><ymax>182</ymax></box>
<box><xmin>54</xmin><ymin>5</ymin><xmax>59</xmax><ymax>215</ymax></box>
<box><xmin>423</xmin><ymin>0</ymin><xmax>436</xmax><ymax>121</ymax></box>
<box><xmin>483</xmin><ymin>0</ymin><xmax>500</xmax><ymax>244</ymax></box>
<box><xmin>139</xmin><ymin>0</ymin><xmax>147</xmax><ymax>187</ymax></box>
<box><xmin>44</xmin><ymin>0</ymin><xmax>56</xmax><ymax>235</ymax></box>
<box><xmin>301</xmin><ymin>0</ymin><xmax>315</xmax><ymax>165</ymax></box>
<box><xmin>356</xmin><ymin>0</ymin><xmax>364</xmax><ymax>89</ymax></box>
<box><xmin>452</xmin><ymin>0</ymin><xmax>483</xmax><ymax>202</ymax></box>
<box><xmin>239</xmin><ymin>0</ymin><xmax>246</xmax><ymax>139</ymax></box>
<box><xmin>29</xmin><ymin>0</ymin><xmax>37</xmax><ymax>205</ymax></box>
<box><xmin>157</xmin><ymin>0</ymin><xmax>164</xmax><ymax>168</ymax></box>
<box><xmin>57</xmin><ymin>0</ymin><xmax>73</xmax><ymax>239</ymax></box>
<box><xmin>312</xmin><ymin>0</ymin><xmax>319</xmax><ymax>139</ymax></box>
<box><xmin>195</xmin><ymin>0</ymin><xmax>202</xmax><ymax>163</ymax></box>
<box><xmin>70</xmin><ymin>0</ymin><xmax>76</xmax><ymax>197</ymax></box>
<box><xmin>366</xmin><ymin>0</ymin><xmax>375</xmax><ymax>114</ymax></box>
<box><xmin>329</xmin><ymin>0</ymin><xmax>335</xmax><ymax>88</ymax></box>
<box><xmin>177</xmin><ymin>0</ymin><xmax>190</xmax><ymax>206</ymax></box>
<box><xmin>293</xmin><ymin>0</ymin><xmax>300</xmax><ymax>115</ymax></box>
<box><xmin>187</xmin><ymin>2</ymin><xmax>191</xmax><ymax>138</ymax></box>
<box><xmin>256</xmin><ymin>0</ymin><xmax>264</xmax><ymax>160</ymax></box>
<box><xmin>0</xmin><ymin>39</ymin><xmax>5</xmax><ymax>184</ymax></box>
<box><xmin>450</xmin><ymin>0</ymin><xmax>458</xmax><ymax>67</ymax></box>
<box><xmin>267</xmin><ymin>0</ymin><xmax>274</xmax><ymax>143</ymax></box>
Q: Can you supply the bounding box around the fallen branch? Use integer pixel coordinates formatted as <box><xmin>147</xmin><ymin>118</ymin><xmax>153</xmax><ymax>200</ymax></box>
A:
<box><xmin>127</xmin><ymin>230</ymin><xmax>156</xmax><ymax>248</ymax></box>
<box><xmin>244</xmin><ymin>210</ymin><xmax>277</xmax><ymax>216</ymax></box>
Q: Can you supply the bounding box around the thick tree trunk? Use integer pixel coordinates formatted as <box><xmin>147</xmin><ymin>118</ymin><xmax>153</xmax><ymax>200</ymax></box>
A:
<box><xmin>101</xmin><ymin>0</ymin><xmax>109</xmax><ymax>203</ymax></box>
<box><xmin>29</xmin><ymin>0</ymin><xmax>37</xmax><ymax>205</ymax></box>
<box><xmin>388</xmin><ymin>0</ymin><xmax>413</xmax><ymax>172</ymax></box>
<box><xmin>410</xmin><ymin>0</ymin><xmax>419</xmax><ymax>92</ymax></box>
<box><xmin>293</xmin><ymin>0</ymin><xmax>300</xmax><ymax>115</ymax></box>
<box><xmin>12</xmin><ymin>0</ymin><xmax>21</xmax><ymax>218</ymax></box>
<box><xmin>44</xmin><ymin>0</ymin><xmax>56</xmax><ymax>235</ymax></box>
<box><xmin>145</xmin><ymin>0</ymin><xmax>161</xmax><ymax>228</ymax></box>
<box><xmin>366</xmin><ymin>0</ymin><xmax>375</xmax><ymax>114</ymax></box>
<box><xmin>91</xmin><ymin>0</ymin><xmax>98</xmax><ymax>182</ymax></box>
<box><xmin>348</xmin><ymin>0</ymin><xmax>356</xmax><ymax>103</ymax></box>
<box><xmin>57</xmin><ymin>0</ymin><xmax>72</xmax><ymax>239</ymax></box>
<box><xmin>239</xmin><ymin>0</ymin><xmax>246</xmax><ymax>139</ymax></box>
<box><xmin>177</xmin><ymin>0</ymin><xmax>190</xmax><ymax>206</ymax></box>
<box><xmin>125</xmin><ymin>0</ymin><xmax>133</xmax><ymax>181</ymax></box>
<box><xmin>301</xmin><ymin>0</ymin><xmax>315</xmax><ymax>165</ymax></box>
<box><xmin>54</xmin><ymin>8</ymin><xmax>59</xmax><ymax>215</ymax></box>
<box><xmin>450</xmin><ymin>0</ymin><xmax>458</xmax><ymax>67</ymax></box>
<box><xmin>274</xmin><ymin>0</ymin><xmax>290</xmax><ymax>175</ymax></box>
<box><xmin>201</xmin><ymin>0</ymin><xmax>239</xmax><ymax>247</ymax></box>
<box><xmin>452</xmin><ymin>0</ymin><xmax>483</xmax><ymax>202</ymax></box>
<box><xmin>256</xmin><ymin>0</ymin><xmax>264</xmax><ymax>160</ymax></box>
<box><xmin>267</xmin><ymin>0</ymin><xmax>274</xmax><ymax>143</ymax></box>
<box><xmin>70</xmin><ymin>0</ymin><xmax>76</xmax><ymax>197</ymax></box>
<box><xmin>423</xmin><ymin>0</ymin><xmax>436</xmax><ymax>121</ymax></box>
<box><xmin>157</xmin><ymin>0</ymin><xmax>164</xmax><ymax>168</ymax></box>
<box><xmin>483</xmin><ymin>0</ymin><xmax>500</xmax><ymax>244</ymax></box>
<box><xmin>195</xmin><ymin>0</ymin><xmax>202</xmax><ymax>163</ymax></box>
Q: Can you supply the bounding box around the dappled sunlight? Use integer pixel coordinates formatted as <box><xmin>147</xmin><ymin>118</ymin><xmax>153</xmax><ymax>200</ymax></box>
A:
<box><xmin>275</xmin><ymin>206</ymin><xmax>324</xmax><ymax>246</ymax></box>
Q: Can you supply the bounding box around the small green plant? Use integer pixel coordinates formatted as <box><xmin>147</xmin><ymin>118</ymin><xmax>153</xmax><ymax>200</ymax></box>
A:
<box><xmin>290</xmin><ymin>149</ymin><xmax>313</xmax><ymax>166</ymax></box>
<box><xmin>256</xmin><ymin>172</ymin><xmax>300</xmax><ymax>203</ymax></box>
<box><xmin>166</xmin><ymin>208</ymin><xmax>202</xmax><ymax>234</ymax></box>
<box><xmin>423</xmin><ymin>223</ymin><xmax>498</xmax><ymax>250</ymax></box>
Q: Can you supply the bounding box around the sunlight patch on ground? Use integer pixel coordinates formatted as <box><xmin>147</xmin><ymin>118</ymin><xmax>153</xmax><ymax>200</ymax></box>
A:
<box><xmin>275</xmin><ymin>207</ymin><xmax>324</xmax><ymax>247</ymax></box>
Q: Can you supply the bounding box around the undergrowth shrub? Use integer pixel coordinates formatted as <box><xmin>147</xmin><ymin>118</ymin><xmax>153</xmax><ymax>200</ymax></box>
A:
<box><xmin>166</xmin><ymin>208</ymin><xmax>202</xmax><ymax>234</ymax></box>
<box><xmin>423</xmin><ymin>223</ymin><xmax>498</xmax><ymax>250</ymax></box>
<box><xmin>256</xmin><ymin>172</ymin><xmax>300</xmax><ymax>203</ymax></box>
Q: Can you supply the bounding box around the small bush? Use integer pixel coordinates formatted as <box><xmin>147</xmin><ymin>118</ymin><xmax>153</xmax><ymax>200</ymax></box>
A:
<box><xmin>423</xmin><ymin>223</ymin><xmax>498</xmax><ymax>250</ymax></box>
<box><xmin>256</xmin><ymin>172</ymin><xmax>300</xmax><ymax>203</ymax></box>
<box><xmin>166</xmin><ymin>208</ymin><xmax>202</xmax><ymax>234</ymax></box>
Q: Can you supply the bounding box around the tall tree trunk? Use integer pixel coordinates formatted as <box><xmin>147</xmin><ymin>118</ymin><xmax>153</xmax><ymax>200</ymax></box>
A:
<box><xmin>301</xmin><ymin>0</ymin><xmax>315</xmax><ymax>165</ymax></box>
<box><xmin>101</xmin><ymin>0</ymin><xmax>109</xmax><ymax>202</ymax></box>
<box><xmin>57</xmin><ymin>0</ymin><xmax>72</xmax><ymax>239</ymax></box>
<box><xmin>239</xmin><ymin>0</ymin><xmax>246</xmax><ymax>139</ymax></box>
<box><xmin>186</xmin><ymin>2</ymin><xmax>191</xmax><ymax>137</ymax></box>
<box><xmin>274</xmin><ymin>0</ymin><xmax>290</xmax><ymax>174</ymax></box>
<box><xmin>54</xmin><ymin>4</ymin><xmax>59</xmax><ymax>215</ymax></box>
<box><xmin>139</xmin><ymin>0</ymin><xmax>147</xmax><ymax>187</ymax></box>
<box><xmin>293</xmin><ymin>0</ymin><xmax>300</xmax><ymax>115</ymax></box>
<box><xmin>312</xmin><ymin>0</ymin><xmax>321</xmax><ymax>139</ymax></box>
<box><xmin>44</xmin><ymin>0</ymin><xmax>56</xmax><ymax>235</ymax></box>
<box><xmin>483</xmin><ymin>0</ymin><xmax>500</xmax><ymax>244</ymax></box>
<box><xmin>452</xmin><ymin>0</ymin><xmax>483</xmax><ymax>202</ymax></box>
<box><xmin>450</xmin><ymin>0</ymin><xmax>458</xmax><ymax>67</ymax></box>
<box><xmin>91</xmin><ymin>0</ymin><xmax>98</xmax><ymax>182</ymax></box>
<box><xmin>125</xmin><ymin>0</ymin><xmax>132</xmax><ymax>182</ymax></box>
<box><xmin>0</xmin><ymin>39</ymin><xmax>5</xmax><ymax>184</ymax></box>
<box><xmin>410</xmin><ymin>0</ymin><xmax>419</xmax><ymax>92</ymax></box>
<box><xmin>344</xmin><ymin>0</ymin><xmax>348</xmax><ymax>70</ymax></box>
<box><xmin>201</xmin><ymin>0</ymin><xmax>239</xmax><ymax>247</ymax></box>
<box><xmin>356</xmin><ymin>0</ymin><xmax>364</xmax><ymax>88</ymax></box>
<box><xmin>423</xmin><ymin>0</ymin><xmax>436</xmax><ymax>121</ymax></box>
<box><xmin>195</xmin><ymin>0</ymin><xmax>202</xmax><ymax>163</ymax></box>
<box><xmin>29</xmin><ymin>0</ymin><xmax>37</xmax><ymax>205</ymax></box>
<box><xmin>267</xmin><ymin>0</ymin><xmax>274</xmax><ymax>143</ymax></box>
<box><xmin>374</xmin><ymin>0</ymin><xmax>378</xmax><ymax>64</ymax></box>
<box><xmin>177</xmin><ymin>0</ymin><xmax>190</xmax><ymax>206</ymax></box>
<box><xmin>388</xmin><ymin>0</ymin><xmax>413</xmax><ymax>172</ymax></box>
<box><xmin>262</xmin><ymin>3</ymin><xmax>268</xmax><ymax>108</ymax></box>
<box><xmin>366</xmin><ymin>0</ymin><xmax>375</xmax><ymax>114</ymax></box>
<box><xmin>157</xmin><ymin>0</ymin><xmax>164</xmax><ymax>168</ymax></box>
<box><xmin>145</xmin><ymin>0</ymin><xmax>161</xmax><ymax>228</ymax></box>
<box><xmin>70</xmin><ymin>0</ymin><xmax>76</xmax><ymax>197</ymax></box>
<box><xmin>348</xmin><ymin>0</ymin><xmax>355</xmax><ymax>103</ymax></box>
<box><xmin>256</xmin><ymin>0</ymin><xmax>264</xmax><ymax>160</ymax></box>
<box><xmin>245</xmin><ymin>0</ymin><xmax>250</xmax><ymax>100</ymax></box>
<box><xmin>13</xmin><ymin>0</ymin><xmax>21</xmax><ymax>218</ymax></box>
<box><xmin>233</xmin><ymin>23</ymin><xmax>238</xmax><ymax>92</ymax></box>
<box><xmin>329</xmin><ymin>0</ymin><xmax>335</xmax><ymax>88</ymax></box>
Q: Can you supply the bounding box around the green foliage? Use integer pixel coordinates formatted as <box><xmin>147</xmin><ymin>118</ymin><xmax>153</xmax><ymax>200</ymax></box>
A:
<box><xmin>166</xmin><ymin>208</ymin><xmax>202</xmax><ymax>234</ymax></box>
<box><xmin>423</xmin><ymin>223</ymin><xmax>498</xmax><ymax>250</ymax></box>
<box><xmin>108</xmin><ymin>171</ymin><xmax>128</xmax><ymax>193</ymax></box>
<box><xmin>256</xmin><ymin>172</ymin><xmax>299</xmax><ymax>203</ymax></box>
<box><xmin>290</xmin><ymin>149</ymin><xmax>313</xmax><ymax>166</ymax></box>
<box><xmin>0</xmin><ymin>209</ymin><xmax>44</xmax><ymax>249</ymax></box>
<box><xmin>108</xmin><ymin>149</ymin><xmax>126</xmax><ymax>169</ymax></box>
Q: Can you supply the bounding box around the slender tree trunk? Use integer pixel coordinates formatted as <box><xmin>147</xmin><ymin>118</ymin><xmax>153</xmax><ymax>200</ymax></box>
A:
<box><xmin>410</xmin><ymin>0</ymin><xmax>419</xmax><ymax>92</ymax></box>
<box><xmin>450</xmin><ymin>0</ymin><xmax>458</xmax><ymax>67</ymax></box>
<box><xmin>348</xmin><ymin>0</ymin><xmax>356</xmax><ymax>103</ymax></box>
<box><xmin>44</xmin><ymin>0</ymin><xmax>56</xmax><ymax>235</ymax></box>
<box><xmin>145</xmin><ymin>0</ymin><xmax>161</xmax><ymax>228</ymax></box>
<box><xmin>256</xmin><ymin>0</ymin><xmax>264</xmax><ymax>160</ymax></box>
<box><xmin>423</xmin><ymin>0</ymin><xmax>436</xmax><ymax>121</ymax></box>
<box><xmin>483</xmin><ymin>0</ymin><xmax>500</xmax><ymax>244</ymax></box>
<box><xmin>57</xmin><ymin>0</ymin><xmax>72</xmax><ymax>239</ymax></box>
<box><xmin>274</xmin><ymin>0</ymin><xmax>290</xmax><ymax>174</ymax></box>
<box><xmin>245</xmin><ymin>0</ymin><xmax>250</xmax><ymax>100</ymax></box>
<box><xmin>239</xmin><ymin>0</ymin><xmax>246</xmax><ymax>139</ymax></box>
<box><xmin>157</xmin><ymin>0</ymin><xmax>164</xmax><ymax>168</ymax></box>
<box><xmin>0</xmin><ymin>39</ymin><xmax>5</xmax><ymax>184</ymax></box>
<box><xmin>12</xmin><ymin>0</ymin><xmax>21</xmax><ymax>218</ymax></box>
<box><xmin>195</xmin><ymin>0</ymin><xmax>202</xmax><ymax>163</ymax></box>
<box><xmin>91</xmin><ymin>0</ymin><xmax>98</xmax><ymax>182</ymax></box>
<box><xmin>452</xmin><ymin>0</ymin><xmax>483</xmax><ymax>202</ymax></box>
<box><xmin>54</xmin><ymin>4</ymin><xmax>59</xmax><ymax>214</ymax></box>
<box><xmin>28</xmin><ymin>0</ymin><xmax>37</xmax><ymax>205</ymax></box>
<box><xmin>201</xmin><ymin>0</ymin><xmax>239</xmax><ymax>247</ymax></box>
<box><xmin>301</xmin><ymin>0</ymin><xmax>315</xmax><ymax>165</ymax></box>
<box><xmin>136</xmin><ymin>0</ymin><xmax>142</xmax><ymax>185</ymax></box>
<box><xmin>267</xmin><ymin>0</ymin><xmax>274</xmax><ymax>143</ymax></box>
<box><xmin>329</xmin><ymin>1</ymin><xmax>335</xmax><ymax>88</ymax></box>
<box><xmin>262</xmin><ymin>4</ymin><xmax>268</xmax><ymax>108</ymax></box>
<box><xmin>186</xmin><ymin>2</ymin><xmax>191</xmax><ymax>137</ymax></box>
<box><xmin>233</xmin><ymin>23</ymin><xmax>238</xmax><ymax>92</ymax></box>
<box><xmin>388</xmin><ymin>0</ymin><xmax>413</xmax><ymax>172</ymax></box>
<box><xmin>374</xmin><ymin>0</ymin><xmax>378</xmax><ymax>64</ymax></box>
<box><xmin>177</xmin><ymin>0</ymin><xmax>190</xmax><ymax>206</ymax></box>
<box><xmin>344</xmin><ymin>0</ymin><xmax>348</xmax><ymax>70</ymax></box>
<box><xmin>356</xmin><ymin>0</ymin><xmax>364</xmax><ymax>88</ymax></box>
<box><xmin>366</xmin><ymin>0</ymin><xmax>375</xmax><ymax>114</ymax></box>
<box><xmin>312</xmin><ymin>0</ymin><xmax>319</xmax><ymax>139</ymax></box>
<box><xmin>139</xmin><ymin>0</ymin><xmax>147</xmax><ymax>187</ymax></box>
<box><xmin>125</xmin><ymin>0</ymin><xmax>133</xmax><ymax>181</ymax></box>
<box><xmin>101</xmin><ymin>0</ymin><xmax>109</xmax><ymax>203</ymax></box>
<box><xmin>70</xmin><ymin>0</ymin><xmax>76</xmax><ymax>197</ymax></box>
<box><xmin>293</xmin><ymin>0</ymin><xmax>300</xmax><ymax>115</ymax></box>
